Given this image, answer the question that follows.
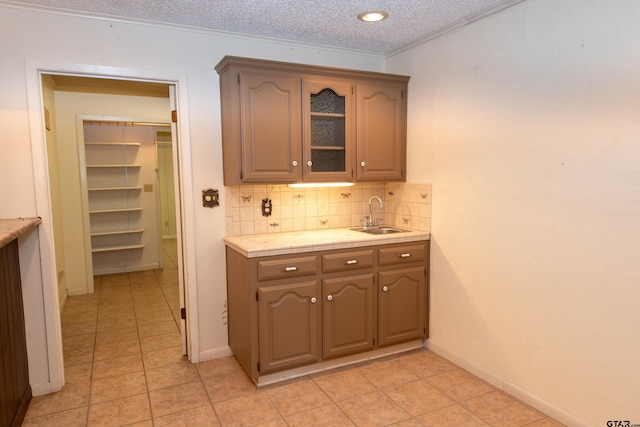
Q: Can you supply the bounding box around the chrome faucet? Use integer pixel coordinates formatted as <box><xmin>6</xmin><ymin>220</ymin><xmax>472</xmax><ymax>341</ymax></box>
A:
<box><xmin>365</xmin><ymin>196</ymin><xmax>383</xmax><ymax>228</ymax></box>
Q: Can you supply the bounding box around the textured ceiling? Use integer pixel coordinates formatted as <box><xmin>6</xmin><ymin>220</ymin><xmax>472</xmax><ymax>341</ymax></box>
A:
<box><xmin>5</xmin><ymin>0</ymin><xmax>524</xmax><ymax>54</ymax></box>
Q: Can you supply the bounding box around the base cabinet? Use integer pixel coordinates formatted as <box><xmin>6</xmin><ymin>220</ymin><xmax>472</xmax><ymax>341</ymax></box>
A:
<box><xmin>378</xmin><ymin>267</ymin><xmax>426</xmax><ymax>347</ymax></box>
<box><xmin>226</xmin><ymin>240</ymin><xmax>429</xmax><ymax>383</ymax></box>
<box><xmin>322</xmin><ymin>274</ymin><xmax>375</xmax><ymax>360</ymax></box>
<box><xmin>257</xmin><ymin>281</ymin><xmax>320</xmax><ymax>374</ymax></box>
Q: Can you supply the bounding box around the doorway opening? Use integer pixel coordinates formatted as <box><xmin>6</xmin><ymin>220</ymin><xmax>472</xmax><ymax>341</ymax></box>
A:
<box><xmin>40</xmin><ymin>73</ymin><xmax>189</xmax><ymax>386</ymax></box>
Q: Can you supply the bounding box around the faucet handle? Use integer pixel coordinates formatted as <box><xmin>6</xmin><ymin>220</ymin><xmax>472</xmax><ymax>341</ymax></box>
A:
<box><xmin>362</xmin><ymin>216</ymin><xmax>370</xmax><ymax>227</ymax></box>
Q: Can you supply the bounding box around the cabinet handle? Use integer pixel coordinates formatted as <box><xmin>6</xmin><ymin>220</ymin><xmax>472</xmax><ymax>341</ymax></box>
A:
<box><xmin>327</xmin><ymin>295</ymin><xmax>333</xmax><ymax>301</ymax></box>
<box><xmin>292</xmin><ymin>161</ymin><xmax>298</xmax><ymax>167</ymax></box>
<box><xmin>399</xmin><ymin>253</ymin><xmax>411</xmax><ymax>258</ymax></box>
<box><xmin>307</xmin><ymin>161</ymin><xmax>313</xmax><ymax>167</ymax></box>
<box><xmin>311</xmin><ymin>297</ymin><xmax>317</xmax><ymax>304</ymax></box>
<box><xmin>360</xmin><ymin>161</ymin><xmax>366</xmax><ymax>167</ymax></box>
<box><xmin>345</xmin><ymin>259</ymin><xmax>358</xmax><ymax>265</ymax></box>
<box><xmin>283</xmin><ymin>266</ymin><xmax>298</xmax><ymax>272</ymax></box>
<box><xmin>382</xmin><ymin>286</ymin><xmax>389</xmax><ymax>292</ymax></box>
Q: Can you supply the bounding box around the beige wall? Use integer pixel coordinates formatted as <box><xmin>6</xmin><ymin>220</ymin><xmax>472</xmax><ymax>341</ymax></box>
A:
<box><xmin>388</xmin><ymin>0</ymin><xmax>640</xmax><ymax>424</ymax></box>
<box><xmin>41</xmin><ymin>76</ymin><xmax>67</xmax><ymax>307</ymax></box>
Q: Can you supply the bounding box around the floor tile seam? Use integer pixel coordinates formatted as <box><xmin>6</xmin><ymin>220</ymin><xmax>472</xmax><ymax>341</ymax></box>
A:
<box><xmin>23</xmin><ymin>404</ymin><xmax>90</xmax><ymax>423</ymax></box>
<box><xmin>112</xmin><ymin>272</ymin><xmax>158</xmax><ymax>427</ymax></box>
<box><xmin>184</xmin><ymin>356</ymin><xmax>225</xmax><ymax>425</ymax></box>
<box><xmin>145</xmin><ymin>367</ymin><xmax>200</xmax><ymax>392</ymax></box>
<box><xmin>459</xmin><ymin>390</ymin><xmax>547</xmax><ymax>426</ymax></box>
<box><xmin>89</xmin><ymin>389</ymin><xmax>148</xmax><ymax>407</ymax></box>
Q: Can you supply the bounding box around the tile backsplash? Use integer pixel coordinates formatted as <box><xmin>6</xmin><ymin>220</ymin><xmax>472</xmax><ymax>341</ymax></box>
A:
<box><xmin>225</xmin><ymin>182</ymin><xmax>431</xmax><ymax>236</ymax></box>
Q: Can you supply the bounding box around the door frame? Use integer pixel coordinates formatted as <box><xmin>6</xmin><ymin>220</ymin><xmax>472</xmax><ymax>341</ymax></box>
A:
<box><xmin>25</xmin><ymin>60</ymin><xmax>200</xmax><ymax>394</ymax></box>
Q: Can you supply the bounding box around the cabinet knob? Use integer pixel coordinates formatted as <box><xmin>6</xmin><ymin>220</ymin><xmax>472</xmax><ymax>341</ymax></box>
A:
<box><xmin>307</xmin><ymin>161</ymin><xmax>313</xmax><ymax>167</ymax></box>
<box><xmin>327</xmin><ymin>295</ymin><xmax>333</xmax><ymax>301</ymax></box>
<box><xmin>360</xmin><ymin>161</ymin><xmax>366</xmax><ymax>167</ymax></box>
<box><xmin>311</xmin><ymin>297</ymin><xmax>317</xmax><ymax>304</ymax></box>
<box><xmin>292</xmin><ymin>161</ymin><xmax>298</xmax><ymax>167</ymax></box>
<box><xmin>382</xmin><ymin>286</ymin><xmax>389</xmax><ymax>292</ymax></box>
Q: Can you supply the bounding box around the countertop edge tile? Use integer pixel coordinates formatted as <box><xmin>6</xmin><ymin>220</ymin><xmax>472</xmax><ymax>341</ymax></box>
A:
<box><xmin>0</xmin><ymin>217</ymin><xmax>42</xmax><ymax>248</ymax></box>
<box><xmin>224</xmin><ymin>228</ymin><xmax>430</xmax><ymax>258</ymax></box>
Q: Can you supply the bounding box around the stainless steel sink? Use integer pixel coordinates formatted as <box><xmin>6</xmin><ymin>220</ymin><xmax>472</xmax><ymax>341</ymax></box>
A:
<box><xmin>352</xmin><ymin>226</ymin><xmax>409</xmax><ymax>235</ymax></box>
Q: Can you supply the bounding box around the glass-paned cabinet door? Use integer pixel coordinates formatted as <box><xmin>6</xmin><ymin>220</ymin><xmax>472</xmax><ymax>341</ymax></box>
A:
<box><xmin>303</xmin><ymin>79</ymin><xmax>354</xmax><ymax>182</ymax></box>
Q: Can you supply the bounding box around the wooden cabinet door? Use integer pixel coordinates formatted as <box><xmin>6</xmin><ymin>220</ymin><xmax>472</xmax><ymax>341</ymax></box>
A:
<box><xmin>356</xmin><ymin>82</ymin><xmax>406</xmax><ymax>181</ymax></box>
<box><xmin>378</xmin><ymin>266</ymin><xmax>426</xmax><ymax>347</ymax></box>
<box><xmin>240</xmin><ymin>71</ymin><xmax>301</xmax><ymax>183</ymax></box>
<box><xmin>302</xmin><ymin>79</ymin><xmax>354</xmax><ymax>182</ymax></box>
<box><xmin>257</xmin><ymin>281</ymin><xmax>320</xmax><ymax>374</ymax></box>
<box><xmin>322</xmin><ymin>274</ymin><xmax>375</xmax><ymax>360</ymax></box>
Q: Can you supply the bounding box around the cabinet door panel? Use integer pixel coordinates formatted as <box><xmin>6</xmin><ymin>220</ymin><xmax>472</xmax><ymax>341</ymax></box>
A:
<box><xmin>240</xmin><ymin>72</ymin><xmax>301</xmax><ymax>183</ymax></box>
<box><xmin>258</xmin><ymin>281</ymin><xmax>320</xmax><ymax>374</ymax></box>
<box><xmin>322</xmin><ymin>274</ymin><xmax>375</xmax><ymax>360</ymax></box>
<box><xmin>356</xmin><ymin>83</ymin><xmax>406</xmax><ymax>181</ymax></box>
<box><xmin>302</xmin><ymin>79</ymin><xmax>354</xmax><ymax>182</ymax></box>
<box><xmin>378</xmin><ymin>267</ymin><xmax>425</xmax><ymax>347</ymax></box>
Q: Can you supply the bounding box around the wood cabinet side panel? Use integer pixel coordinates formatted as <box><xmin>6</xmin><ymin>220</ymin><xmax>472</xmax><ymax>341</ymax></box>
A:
<box><xmin>225</xmin><ymin>247</ymin><xmax>255</xmax><ymax>378</ymax></box>
<box><xmin>0</xmin><ymin>240</ymin><xmax>31</xmax><ymax>427</ymax></box>
<box><xmin>219</xmin><ymin>70</ymin><xmax>243</xmax><ymax>186</ymax></box>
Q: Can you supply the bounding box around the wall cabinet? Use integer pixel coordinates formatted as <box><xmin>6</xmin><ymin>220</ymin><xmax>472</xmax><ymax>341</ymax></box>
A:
<box><xmin>225</xmin><ymin>240</ymin><xmax>429</xmax><ymax>384</ymax></box>
<box><xmin>216</xmin><ymin>56</ymin><xmax>409</xmax><ymax>185</ymax></box>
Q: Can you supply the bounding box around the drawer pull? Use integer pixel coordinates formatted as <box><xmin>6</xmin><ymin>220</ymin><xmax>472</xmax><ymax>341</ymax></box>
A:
<box><xmin>345</xmin><ymin>259</ymin><xmax>358</xmax><ymax>265</ymax></box>
<box><xmin>399</xmin><ymin>253</ymin><xmax>411</xmax><ymax>258</ymax></box>
<box><xmin>283</xmin><ymin>266</ymin><xmax>298</xmax><ymax>272</ymax></box>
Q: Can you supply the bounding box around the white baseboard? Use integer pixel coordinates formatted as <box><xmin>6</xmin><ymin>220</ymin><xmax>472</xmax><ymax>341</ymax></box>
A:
<box><xmin>198</xmin><ymin>345</ymin><xmax>233</xmax><ymax>362</ymax></box>
<box><xmin>425</xmin><ymin>339</ymin><xmax>589</xmax><ymax>427</ymax></box>
<box><xmin>30</xmin><ymin>381</ymin><xmax>61</xmax><ymax>397</ymax></box>
<box><xmin>93</xmin><ymin>263</ymin><xmax>160</xmax><ymax>276</ymax></box>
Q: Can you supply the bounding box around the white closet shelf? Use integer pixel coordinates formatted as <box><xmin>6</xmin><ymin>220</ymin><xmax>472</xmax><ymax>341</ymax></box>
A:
<box><xmin>91</xmin><ymin>228</ymin><xmax>144</xmax><ymax>237</ymax></box>
<box><xmin>92</xmin><ymin>244</ymin><xmax>145</xmax><ymax>253</ymax></box>
<box><xmin>86</xmin><ymin>164</ymin><xmax>142</xmax><ymax>168</ymax></box>
<box><xmin>88</xmin><ymin>186</ymin><xmax>143</xmax><ymax>191</ymax></box>
<box><xmin>89</xmin><ymin>207</ymin><xmax>143</xmax><ymax>214</ymax></box>
<box><xmin>85</xmin><ymin>142</ymin><xmax>141</xmax><ymax>146</ymax></box>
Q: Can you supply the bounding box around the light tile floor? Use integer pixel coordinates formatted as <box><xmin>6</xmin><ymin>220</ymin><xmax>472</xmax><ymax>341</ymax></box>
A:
<box><xmin>23</xmin><ymin>240</ymin><xmax>564</xmax><ymax>426</ymax></box>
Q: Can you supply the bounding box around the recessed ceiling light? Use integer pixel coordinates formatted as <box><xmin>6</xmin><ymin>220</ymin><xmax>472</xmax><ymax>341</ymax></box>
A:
<box><xmin>357</xmin><ymin>11</ymin><xmax>388</xmax><ymax>22</ymax></box>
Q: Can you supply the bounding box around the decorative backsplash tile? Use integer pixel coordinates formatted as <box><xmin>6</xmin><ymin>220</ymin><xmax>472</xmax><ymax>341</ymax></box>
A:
<box><xmin>225</xmin><ymin>182</ymin><xmax>431</xmax><ymax>236</ymax></box>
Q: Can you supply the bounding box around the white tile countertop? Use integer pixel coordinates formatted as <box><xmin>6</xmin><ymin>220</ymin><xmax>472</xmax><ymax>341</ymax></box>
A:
<box><xmin>0</xmin><ymin>217</ymin><xmax>41</xmax><ymax>248</ymax></box>
<box><xmin>224</xmin><ymin>227</ymin><xmax>430</xmax><ymax>258</ymax></box>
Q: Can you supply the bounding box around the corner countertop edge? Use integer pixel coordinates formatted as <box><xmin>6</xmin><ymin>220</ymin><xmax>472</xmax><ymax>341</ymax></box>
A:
<box><xmin>0</xmin><ymin>217</ymin><xmax>42</xmax><ymax>248</ymax></box>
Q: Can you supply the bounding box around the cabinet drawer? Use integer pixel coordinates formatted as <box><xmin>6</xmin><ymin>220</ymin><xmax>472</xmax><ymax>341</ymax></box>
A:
<box><xmin>378</xmin><ymin>244</ymin><xmax>426</xmax><ymax>266</ymax></box>
<box><xmin>322</xmin><ymin>249</ymin><xmax>374</xmax><ymax>273</ymax></box>
<box><xmin>257</xmin><ymin>255</ymin><xmax>318</xmax><ymax>282</ymax></box>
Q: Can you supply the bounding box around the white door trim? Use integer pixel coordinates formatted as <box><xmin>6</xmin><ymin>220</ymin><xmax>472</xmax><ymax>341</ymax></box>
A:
<box><xmin>25</xmin><ymin>60</ymin><xmax>200</xmax><ymax>393</ymax></box>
